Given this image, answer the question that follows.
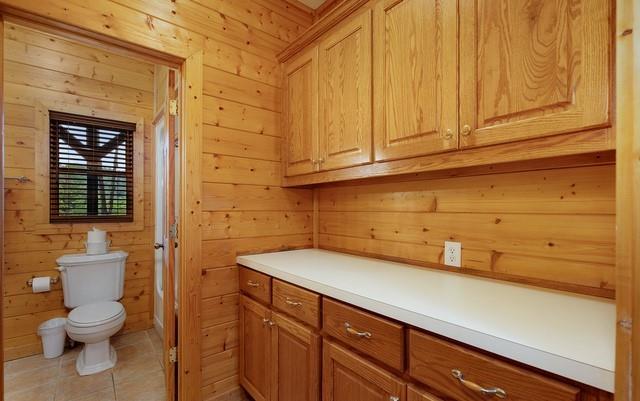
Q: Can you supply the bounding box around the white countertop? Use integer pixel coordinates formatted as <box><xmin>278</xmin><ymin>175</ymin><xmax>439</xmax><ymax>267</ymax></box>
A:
<box><xmin>237</xmin><ymin>249</ymin><xmax>616</xmax><ymax>392</ymax></box>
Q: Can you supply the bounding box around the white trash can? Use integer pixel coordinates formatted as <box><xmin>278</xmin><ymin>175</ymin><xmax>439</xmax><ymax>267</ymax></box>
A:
<box><xmin>37</xmin><ymin>318</ymin><xmax>67</xmax><ymax>358</ymax></box>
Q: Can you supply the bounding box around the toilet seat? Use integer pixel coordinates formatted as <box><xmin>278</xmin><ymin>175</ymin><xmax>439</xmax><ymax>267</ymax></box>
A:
<box><xmin>67</xmin><ymin>301</ymin><xmax>125</xmax><ymax>328</ymax></box>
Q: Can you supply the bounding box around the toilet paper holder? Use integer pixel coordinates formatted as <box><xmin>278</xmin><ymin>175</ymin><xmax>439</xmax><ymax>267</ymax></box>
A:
<box><xmin>27</xmin><ymin>276</ymin><xmax>59</xmax><ymax>287</ymax></box>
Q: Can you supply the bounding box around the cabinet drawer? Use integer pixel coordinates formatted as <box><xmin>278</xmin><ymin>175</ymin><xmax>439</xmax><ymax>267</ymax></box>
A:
<box><xmin>409</xmin><ymin>330</ymin><xmax>580</xmax><ymax>401</ymax></box>
<box><xmin>323</xmin><ymin>298</ymin><xmax>404</xmax><ymax>371</ymax></box>
<box><xmin>273</xmin><ymin>279</ymin><xmax>321</xmax><ymax>329</ymax></box>
<box><xmin>239</xmin><ymin>267</ymin><xmax>271</xmax><ymax>304</ymax></box>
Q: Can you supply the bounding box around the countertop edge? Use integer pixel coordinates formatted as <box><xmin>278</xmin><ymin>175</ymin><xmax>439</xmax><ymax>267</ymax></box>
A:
<box><xmin>236</xmin><ymin>254</ymin><xmax>615</xmax><ymax>392</ymax></box>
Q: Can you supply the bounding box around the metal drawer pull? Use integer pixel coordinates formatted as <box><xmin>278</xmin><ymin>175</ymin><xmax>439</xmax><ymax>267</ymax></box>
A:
<box><xmin>246</xmin><ymin>280</ymin><xmax>260</xmax><ymax>288</ymax></box>
<box><xmin>284</xmin><ymin>298</ymin><xmax>303</xmax><ymax>307</ymax></box>
<box><xmin>389</xmin><ymin>397</ymin><xmax>400</xmax><ymax>401</ymax></box>
<box><xmin>344</xmin><ymin>322</ymin><xmax>372</xmax><ymax>339</ymax></box>
<box><xmin>262</xmin><ymin>318</ymin><xmax>270</xmax><ymax>326</ymax></box>
<box><xmin>451</xmin><ymin>369</ymin><xmax>507</xmax><ymax>399</ymax></box>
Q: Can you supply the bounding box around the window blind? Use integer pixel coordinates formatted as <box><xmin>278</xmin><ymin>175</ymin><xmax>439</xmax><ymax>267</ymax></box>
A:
<box><xmin>49</xmin><ymin>111</ymin><xmax>135</xmax><ymax>223</ymax></box>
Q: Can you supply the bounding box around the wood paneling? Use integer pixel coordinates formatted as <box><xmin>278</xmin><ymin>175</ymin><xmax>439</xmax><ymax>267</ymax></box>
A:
<box><xmin>2</xmin><ymin>23</ymin><xmax>156</xmax><ymax>360</ymax></box>
<box><xmin>194</xmin><ymin>1</ymin><xmax>315</xmax><ymax>398</ymax></box>
<box><xmin>459</xmin><ymin>0</ymin><xmax>611</xmax><ymax>148</ymax></box>
<box><xmin>373</xmin><ymin>0</ymin><xmax>457</xmax><ymax>161</ymax></box>
<box><xmin>318</xmin><ymin>165</ymin><xmax>616</xmax><ymax>297</ymax></box>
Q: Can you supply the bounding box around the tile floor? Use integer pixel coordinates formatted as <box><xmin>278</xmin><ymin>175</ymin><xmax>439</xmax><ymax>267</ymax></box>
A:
<box><xmin>4</xmin><ymin>329</ymin><xmax>166</xmax><ymax>401</ymax></box>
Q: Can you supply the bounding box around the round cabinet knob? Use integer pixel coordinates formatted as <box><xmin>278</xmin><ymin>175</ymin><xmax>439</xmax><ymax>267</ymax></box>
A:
<box><xmin>444</xmin><ymin>129</ymin><xmax>454</xmax><ymax>140</ymax></box>
<box><xmin>461</xmin><ymin>124</ymin><xmax>472</xmax><ymax>136</ymax></box>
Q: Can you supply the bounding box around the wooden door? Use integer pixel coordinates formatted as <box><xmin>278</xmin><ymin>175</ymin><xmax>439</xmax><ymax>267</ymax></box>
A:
<box><xmin>270</xmin><ymin>312</ymin><xmax>321</xmax><ymax>401</ymax></box>
<box><xmin>240</xmin><ymin>295</ymin><xmax>272</xmax><ymax>401</ymax></box>
<box><xmin>162</xmin><ymin>69</ymin><xmax>178</xmax><ymax>401</ymax></box>
<box><xmin>323</xmin><ymin>340</ymin><xmax>405</xmax><ymax>401</ymax></box>
<box><xmin>373</xmin><ymin>0</ymin><xmax>458</xmax><ymax>161</ymax></box>
<box><xmin>318</xmin><ymin>10</ymin><xmax>372</xmax><ymax>171</ymax></box>
<box><xmin>459</xmin><ymin>0</ymin><xmax>611</xmax><ymax>148</ymax></box>
<box><xmin>407</xmin><ymin>386</ymin><xmax>443</xmax><ymax>401</ymax></box>
<box><xmin>284</xmin><ymin>46</ymin><xmax>319</xmax><ymax>176</ymax></box>
<box><xmin>0</xmin><ymin>15</ymin><xmax>4</xmax><ymax>401</ymax></box>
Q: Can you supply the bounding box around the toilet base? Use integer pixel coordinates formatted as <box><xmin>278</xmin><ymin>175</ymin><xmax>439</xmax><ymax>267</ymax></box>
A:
<box><xmin>76</xmin><ymin>339</ymin><xmax>117</xmax><ymax>376</ymax></box>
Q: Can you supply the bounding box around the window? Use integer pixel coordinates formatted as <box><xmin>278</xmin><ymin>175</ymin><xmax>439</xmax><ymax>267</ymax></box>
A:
<box><xmin>49</xmin><ymin>111</ymin><xmax>135</xmax><ymax>223</ymax></box>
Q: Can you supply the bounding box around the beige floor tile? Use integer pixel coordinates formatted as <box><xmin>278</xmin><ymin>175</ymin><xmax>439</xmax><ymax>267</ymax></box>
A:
<box><xmin>64</xmin><ymin>387</ymin><xmax>116</xmax><ymax>401</ymax></box>
<box><xmin>147</xmin><ymin>329</ymin><xmax>163</xmax><ymax>354</ymax></box>
<box><xmin>4</xmin><ymin>364</ymin><xmax>60</xmax><ymax>394</ymax></box>
<box><xmin>115</xmin><ymin>369</ymin><xmax>166</xmax><ymax>401</ymax></box>
<box><xmin>4</xmin><ymin>353</ymin><xmax>60</xmax><ymax>377</ymax></box>
<box><xmin>111</xmin><ymin>331</ymin><xmax>149</xmax><ymax>349</ymax></box>
<box><xmin>3</xmin><ymin>382</ymin><xmax>55</xmax><ymax>401</ymax></box>
<box><xmin>112</xmin><ymin>351</ymin><xmax>162</xmax><ymax>384</ymax></box>
<box><xmin>55</xmin><ymin>370</ymin><xmax>113</xmax><ymax>401</ymax></box>
<box><xmin>61</xmin><ymin>346</ymin><xmax>82</xmax><ymax>362</ymax></box>
<box><xmin>115</xmin><ymin>340</ymin><xmax>155</xmax><ymax>364</ymax></box>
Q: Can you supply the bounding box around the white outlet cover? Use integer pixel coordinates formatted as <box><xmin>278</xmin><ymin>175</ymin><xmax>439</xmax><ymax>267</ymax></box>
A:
<box><xmin>444</xmin><ymin>241</ymin><xmax>461</xmax><ymax>268</ymax></box>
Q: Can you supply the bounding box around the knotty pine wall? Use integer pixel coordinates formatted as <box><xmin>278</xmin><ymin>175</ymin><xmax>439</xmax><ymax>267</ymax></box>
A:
<box><xmin>3</xmin><ymin>23</ymin><xmax>156</xmax><ymax>360</ymax></box>
<box><xmin>317</xmin><ymin>164</ymin><xmax>616</xmax><ymax>298</ymax></box>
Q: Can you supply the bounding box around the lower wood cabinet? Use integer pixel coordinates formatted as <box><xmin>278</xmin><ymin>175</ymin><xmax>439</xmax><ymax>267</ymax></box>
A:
<box><xmin>271</xmin><ymin>312</ymin><xmax>321</xmax><ymax>401</ymax></box>
<box><xmin>323</xmin><ymin>340</ymin><xmax>406</xmax><ymax>401</ymax></box>
<box><xmin>240</xmin><ymin>294</ymin><xmax>321</xmax><ymax>401</ymax></box>
<box><xmin>239</xmin><ymin>295</ymin><xmax>272</xmax><ymax>401</ymax></box>
<box><xmin>408</xmin><ymin>330</ymin><xmax>580</xmax><ymax>401</ymax></box>
<box><xmin>407</xmin><ymin>386</ymin><xmax>443</xmax><ymax>401</ymax></box>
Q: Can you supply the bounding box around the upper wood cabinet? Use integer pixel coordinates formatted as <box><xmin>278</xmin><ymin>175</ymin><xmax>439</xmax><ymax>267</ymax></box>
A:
<box><xmin>459</xmin><ymin>0</ymin><xmax>611</xmax><ymax>148</ymax></box>
<box><xmin>318</xmin><ymin>10</ymin><xmax>373</xmax><ymax>171</ymax></box>
<box><xmin>373</xmin><ymin>0</ymin><xmax>458</xmax><ymax>161</ymax></box>
<box><xmin>323</xmin><ymin>340</ymin><xmax>406</xmax><ymax>401</ymax></box>
<box><xmin>284</xmin><ymin>46</ymin><xmax>319</xmax><ymax>176</ymax></box>
<box><xmin>270</xmin><ymin>312</ymin><xmax>321</xmax><ymax>401</ymax></box>
<box><xmin>240</xmin><ymin>295</ymin><xmax>272</xmax><ymax>401</ymax></box>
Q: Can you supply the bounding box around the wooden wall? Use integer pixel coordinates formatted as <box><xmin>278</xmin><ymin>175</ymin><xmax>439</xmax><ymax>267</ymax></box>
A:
<box><xmin>317</xmin><ymin>164</ymin><xmax>616</xmax><ymax>298</ymax></box>
<box><xmin>197</xmin><ymin>1</ymin><xmax>315</xmax><ymax>397</ymax></box>
<box><xmin>2</xmin><ymin>23</ymin><xmax>156</xmax><ymax>360</ymax></box>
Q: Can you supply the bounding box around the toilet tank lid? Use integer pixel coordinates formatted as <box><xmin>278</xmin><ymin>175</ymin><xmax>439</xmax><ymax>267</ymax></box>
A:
<box><xmin>57</xmin><ymin>250</ymin><xmax>128</xmax><ymax>266</ymax></box>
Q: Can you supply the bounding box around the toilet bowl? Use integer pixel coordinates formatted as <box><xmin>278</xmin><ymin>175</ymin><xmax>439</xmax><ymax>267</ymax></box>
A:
<box><xmin>57</xmin><ymin>250</ymin><xmax>128</xmax><ymax>375</ymax></box>
<box><xmin>66</xmin><ymin>301</ymin><xmax>126</xmax><ymax>375</ymax></box>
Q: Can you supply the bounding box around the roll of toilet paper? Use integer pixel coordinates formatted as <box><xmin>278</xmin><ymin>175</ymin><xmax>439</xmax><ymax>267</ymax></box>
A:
<box><xmin>87</xmin><ymin>227</ymin><xmax>106</xmax><ymax>243</ymax></box>
<box><xmin>32</xmin><ymin>277</ymin><xmax>51</xmax><ymax>293</ymax></box>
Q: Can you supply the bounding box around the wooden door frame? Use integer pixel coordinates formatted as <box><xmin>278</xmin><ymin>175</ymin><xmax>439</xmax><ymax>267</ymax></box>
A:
<box><xmin>0</xmin><ymin>9</ymin><xmax>203</xmax><ymax>401</ymax></box>
<box><xmin>615</xmin><ymin>0</ymin><xmax>640</xmax><ymax>400</ymax></box>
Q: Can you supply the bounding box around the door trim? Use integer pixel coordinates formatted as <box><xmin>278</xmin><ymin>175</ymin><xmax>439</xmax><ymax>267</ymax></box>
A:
<box><xmin>0</xmin><ymin>9</ymin><xmax>203</xmax><ymax>401</ymax></box>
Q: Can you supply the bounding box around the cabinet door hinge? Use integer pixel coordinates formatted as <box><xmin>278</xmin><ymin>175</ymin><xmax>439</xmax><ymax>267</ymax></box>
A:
<box><xmin>169</xmin><ymin>99</ymin><xmax>178</xmax><ymax>116</ymax></box>
<box><xmin>168</xmin><ymin>346</ymin><xmax>177</xmax><ymax>363</ymax></box>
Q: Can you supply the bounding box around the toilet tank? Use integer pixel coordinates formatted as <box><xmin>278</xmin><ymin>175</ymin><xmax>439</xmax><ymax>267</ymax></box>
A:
<box><xmin>57</xmin><ymin>251</ymin><xmax>128</xmax><ymax>308</ymax></box>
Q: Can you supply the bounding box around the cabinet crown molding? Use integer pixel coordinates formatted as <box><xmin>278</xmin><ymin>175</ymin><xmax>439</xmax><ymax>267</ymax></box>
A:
<box><xmin>277</xmin><ymin>0</ymin><xmax>370</xmax><ymax>63</ymax></box>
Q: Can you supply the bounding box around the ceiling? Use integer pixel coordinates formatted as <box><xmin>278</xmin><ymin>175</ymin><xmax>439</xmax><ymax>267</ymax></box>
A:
<box><xmin>296</xmin><ymin>0</ymin><xmax>328</xmax><ymax>9</ymax></box>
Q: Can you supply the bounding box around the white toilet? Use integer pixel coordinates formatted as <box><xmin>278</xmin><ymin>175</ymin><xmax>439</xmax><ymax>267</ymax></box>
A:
<box><xmin>57</xmin><ymin>251</ymin><xmax>128</xmax><ymax>376</ymax></box>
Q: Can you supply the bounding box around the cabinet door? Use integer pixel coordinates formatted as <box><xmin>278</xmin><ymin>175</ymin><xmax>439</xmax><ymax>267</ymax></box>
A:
<box><xmin>270</xmin><ymin>312</ymin><xmax>321</xmax><ymax>401</ymax></box>
<box><xmin>459</xmin><ymin>0</ymin><xmax>611</xmax><ymax>148</ymax></box>
<box><xmin>284</xmin><ymin>46</ymin><xmax>318</xmax><ymax>176</ymax></box>
<box><xmin>323</xmin><ymin>340</ymin><xmax>405</xmax><ymax>401</ymax></box>
<box><xmin>240</xmin><ymin>295</ymin><xmax>272</xmax><ymax>401</ymax></box>
<box><xmin>318</xmin><ymin>10</ymin><xmax>372</xmax><ymax>171</ymax></box>
<box><xmin>373</xmin><ymin>0</ymin><xmax>457</xmax><ymax>161</ymax></box>
<box><xmin>407</xmin><ymin>386</ymin><xmax>443</xmax><ymax>401</ymax></box>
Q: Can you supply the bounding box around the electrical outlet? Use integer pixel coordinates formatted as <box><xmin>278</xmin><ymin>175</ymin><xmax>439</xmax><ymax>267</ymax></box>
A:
<box><xmin>444</xmin><ymin>241</ymin><xmax>461</xmax><ymax>268</ymax></box>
